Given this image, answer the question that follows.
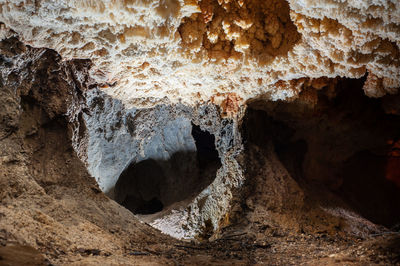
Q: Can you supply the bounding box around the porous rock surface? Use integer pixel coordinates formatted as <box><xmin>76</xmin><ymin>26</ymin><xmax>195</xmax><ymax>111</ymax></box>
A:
<box><xmin>75</xmin><ymin>87</ymin><xmax>244</xmax><ymax>239</ymax></box>
<box><xmin>1</xmin><ymin>1</ymin><xmax>400</xmax><ymax>265</ymax></box>
<box><xmin>0</xmin><ymin>0</ymin><xmax>399</xmax><ymax>108</ymax></box>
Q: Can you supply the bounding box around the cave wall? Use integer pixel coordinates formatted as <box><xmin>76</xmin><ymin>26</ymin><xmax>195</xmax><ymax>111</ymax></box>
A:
<box><xmin>0</xmin><ymin>35</ymin><xmax>182</xmax><ymax>265</ymax></box>
<box><xmin>243</xmin><ymin>79</ymin><xmax>400</xmax><ymax>233</ymax></box>
<box><xmin>80</xmin><ymin>88</ymin><xmax>196</xmax><ymax>196</ymax></box>
<box><xmin>72</xmin><ymin>87</ymin><xmax>244</xmax><ymax>239</ymax></box>
<box><xmin>0</xmin><ymin>31</ymin><xmax>246</xmax><ymax>241</ymax></box>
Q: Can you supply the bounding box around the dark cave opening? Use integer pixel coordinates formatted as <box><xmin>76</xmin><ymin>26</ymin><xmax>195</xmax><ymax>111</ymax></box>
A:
<box><xmin>115</xmin><ymin>159</ymin><xmax>165</xmax><ymax>215</ymax></box>
<box><xmin>191</xmin><ymin>123</ymin><xmax>220</xmax><ymax>169</ymax></box>
<box><xmin>122</xmin><ymin>195</ymin><xmax>164</xmax><ymax>215</ymax></box>
<box><xmin>243</xmin><ymin>78</ymin><xmax>400</xmax><ymax>228</ymax></box>
<box><xmin>114</xmin><ymin>123</ymin><xmax>221</xmax><ymax>215</ymax></box>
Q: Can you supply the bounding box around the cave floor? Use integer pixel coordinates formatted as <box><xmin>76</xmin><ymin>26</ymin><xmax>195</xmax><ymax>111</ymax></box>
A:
<box><xmin>1</xmin><ymin>211</ymin><xmax>399</xmax><ymax>265</ymax></box>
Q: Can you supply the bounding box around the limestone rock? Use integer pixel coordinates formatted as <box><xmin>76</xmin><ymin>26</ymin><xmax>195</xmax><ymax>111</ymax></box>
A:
<box><xmin>0</xmin><ymin>0</ymin><xmax>398</xmax><ymax>108</ymax></box>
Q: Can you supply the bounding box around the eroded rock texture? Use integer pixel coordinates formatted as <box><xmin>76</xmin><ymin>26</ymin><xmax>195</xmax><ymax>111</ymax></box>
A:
<box><xmin>0</xmin><ymin>35</ymin><xmax>177</xmax><ymax>265</ymax></box>
<box><xmin>0</xmin><ymin>33</ymin><xmax>248</xmax><ymax>265</ymax></box>
<box><xmin>1</xmin><ymin>1</ymin><xmax>400</xmax><ymax>265</ymax></box>
<box><xmin>0</xmin><ymin>0</ymin><xmax>398</xmax><ymax>108</ymax></box>
<box><xmin>243</xmin><ymin>80</ymin><xmax>400</xmax><ymax>233</ymax></box>
<box><xmin>74</xmin><ymin>87</ymin><xmax>244</xmax><ymax>239</ymax></box>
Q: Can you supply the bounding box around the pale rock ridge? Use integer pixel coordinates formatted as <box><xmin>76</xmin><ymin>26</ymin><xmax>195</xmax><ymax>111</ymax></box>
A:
<box><xmin>0</xmin><ymin>0</ymin><xmax>399</xmax><ymax>104</ymax></box>
<box><xmin>71</xmin><ymin>86</ymin><xmax>245</xmax><ymax>239</ymax></box>
<box><xmin>288</xmin><ymin>0</ymin><xmax>400</xmax><ymax>97</ymax></box>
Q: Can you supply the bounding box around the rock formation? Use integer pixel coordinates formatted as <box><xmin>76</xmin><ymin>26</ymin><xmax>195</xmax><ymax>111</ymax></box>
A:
<box><xmin>1</xmin><ymin>0</ymin><xmax>399</xmax><ymax>107</ymax></box>
<box><xmin>1</xmin><ymin>0</ymin><xmax>400</xmax><ymax>265</ymax></box>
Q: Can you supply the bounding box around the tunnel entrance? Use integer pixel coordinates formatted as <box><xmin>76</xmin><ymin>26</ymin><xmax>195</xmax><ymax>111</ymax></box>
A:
<box><xmin>243</xmin><ymin>78</ymin><xmax>400</xmax><ymax>228</ymax></box>
<box><xmin>115</xmin><ymin>159</ymin><xmax>165</xmax><ymax>215</ymax></box>
<box><xmin>114</xmin><ymin>123</ymin><xmax>221</xmax><ymax>215</ymax></box>
<box><xmin>191</xmin><ymin>123</ymin><xmax>220</xmax><ymax>169</ymax></box>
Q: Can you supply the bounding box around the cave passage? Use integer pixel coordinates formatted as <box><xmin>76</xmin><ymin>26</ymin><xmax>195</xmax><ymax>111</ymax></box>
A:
<box><xmin>115</xmin><ymin>159</ymin><xmax>165</xmax><ymax>215</ymax></box>
<box><xmin>114</xmin><ymin>123</ymin><xmax>221</xmax><ymax>215</ymax></box>
<box><xmin>243</xmin><ymin>78</ymin><xmax>400</xmax><ymax>228</ymax></box>
<box><xmin>191</xmin><ymin>123</ymin><xmax>220</xmax><ymax>169</ymax></box>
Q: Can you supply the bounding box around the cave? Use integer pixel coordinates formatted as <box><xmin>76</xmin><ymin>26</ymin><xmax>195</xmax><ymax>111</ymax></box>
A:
<box><xmin>243</xmin><ymin>78</ymin><xmax>400</xmax><ymax>229</ymax></box>
<box><xmin>191</xmin><ymin>123</ymin><xmax>220</xmax><ymax>169</ymax></box>
<box><xmin>2</xmin><ymin>1</ymin><xmax>400</xmax><ymax>265</ymax></box>
<box><xmin>114</xmin><ymin>123</ymin><xmax>221</xmax><ymax>216</ymax></box>
<box><xmin>114</xmin><ymin>159</ymin><xmax>165</xmax><ymax>215</ymax></box>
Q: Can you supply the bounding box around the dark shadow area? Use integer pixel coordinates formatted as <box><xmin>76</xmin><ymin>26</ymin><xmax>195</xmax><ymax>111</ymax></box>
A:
<box><xmin>115</xmin><ymin>159</ymin><xmax>165</xmax><ymax>215</ymax></box>
<box><xmin>340</xmin><ymin>150</ymin><xmax>400</xmax><ymax>227</ymax></box>
<box><xmin>191</xmin><ymin>123</ymin><xmax>220</xmax><ymax>169</ymax></box>
<box><xmin>122</xmin><ymin>195</ymin><xmax>164</xmax><ymax>215</ymax></box>
<box><xmin>114</xmin><ymin>125</ymin><xmax>221</xmax><ymax>215</ymax></box>
<box><xmin>243</xmin><ymin>77</ymin><xmax>400</xmax><ymax>228</ymax></box>
<box><xmin>241</xmin><ymin>107</ymin><xmax>307</xmax><ymax>183</ymax></box>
